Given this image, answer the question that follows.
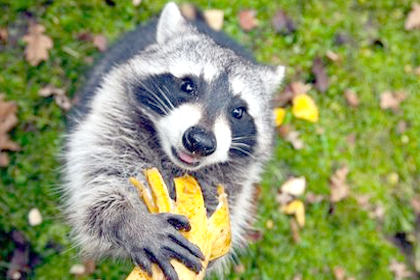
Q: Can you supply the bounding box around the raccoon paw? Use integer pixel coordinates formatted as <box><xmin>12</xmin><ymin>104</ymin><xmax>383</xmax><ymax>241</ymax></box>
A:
<box><xmin>128</xmin><ymin>213</ymin><xmax>204</xmax><ymax>280</ymax></box>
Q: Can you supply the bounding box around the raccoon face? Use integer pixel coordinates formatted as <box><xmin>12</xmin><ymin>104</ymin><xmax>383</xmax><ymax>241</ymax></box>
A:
<box><xmin>127</xmin><ymin>3</ymin><xmax>285</xmax><ymax>171</ymax></box>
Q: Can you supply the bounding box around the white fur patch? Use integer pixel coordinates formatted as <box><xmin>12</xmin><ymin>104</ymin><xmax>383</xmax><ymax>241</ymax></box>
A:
<box><xmin>156</xmin><ymin>103</ymin><xmax>202</xmax><ymax>160</ymax></box>
<box><xmin>208</xmin><ymin>117</ymin><xmax>231</xmax><ymax>164</ymax></box>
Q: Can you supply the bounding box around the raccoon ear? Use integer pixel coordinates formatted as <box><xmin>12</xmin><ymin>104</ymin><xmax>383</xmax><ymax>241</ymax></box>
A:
<box><xmin>261</xmin><ymin>65</ymin><xmax>286</xmax><ymax>94</ymax></box>
<box><xmin>156</xmin><ymin>2</ymin><xmax>188</xmax><ymax>44</ymax></box>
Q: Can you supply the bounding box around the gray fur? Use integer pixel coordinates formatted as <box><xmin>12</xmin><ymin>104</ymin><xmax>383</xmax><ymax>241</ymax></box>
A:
<box><xmin>62</xmin><ymin>2</ymin><xmax>284</xmax><ymax>279</ymax></box>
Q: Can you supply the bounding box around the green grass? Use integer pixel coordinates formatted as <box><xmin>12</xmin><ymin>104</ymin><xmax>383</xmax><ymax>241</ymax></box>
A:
<box><xmin>1</xmin><ymin>0</ymin><xmax>419</xmax><ymax>279</ymax></box>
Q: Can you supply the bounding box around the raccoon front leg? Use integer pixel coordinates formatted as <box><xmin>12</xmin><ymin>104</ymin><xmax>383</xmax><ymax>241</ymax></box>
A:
<box><xmin>82</xmin><ymin>187</ymin><xmax>204</xmax><ymax>280</ymax></box>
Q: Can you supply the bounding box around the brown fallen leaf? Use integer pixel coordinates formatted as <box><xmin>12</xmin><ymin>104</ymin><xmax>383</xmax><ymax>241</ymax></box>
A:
<box><xmin>344</xmin><ymin>89</ymin><xmax>359</xmax><ymax>107</ymax></box>
<box><xmin>204</xmin><ymin>9</ymin><xmax>224</xmax><ymax>31</ymax></box>
<box><xmin>239</xmin><ymin>10</ymin><xmax>258</xmax><ymax>31</ymax></box>
<box><xmin>0</xmin><ymin>95</ymin><xmax>20</xmax><ymax>167</ymax></box>
<box><xmin>312</xmin><ymin>57</ymin><xmax>329</xmax><ymax>93</ymax></box>
<box><xmin>281</xmin><ymin>176</ymin><xmax>306</xmax><ymax>196</ymax></box>
<box><xmin>233</xmin><ymin>263</ymin><xmax>246</xmax><ymax>274</ymax></box>
<box><xmin>415</xmin><ymin>66</ymin><xmax>420</xmax><ymax>76</ymax></box>
<box><xmin>180</xmin><ymin>3</ymin><xmax>198</xmax><ymax>20</ymax></box>
<box><xmin>330</xmin><ymin>166</ymin><xmax>349</xmax><ymax>203</ymax></box>
<box><xmin>411</xmin><ymin>196</ymin><xmax>420</xmax><ymax>215</ymax></box>
<box><xmin>389</xmin><ymin>259</ymin><xmax>413</xmax><ymax>280</ymax></box>
<box><xmin>396</xmin><ymin>120</ymin><xmax>407</xmax><ymax>134</ymax></box>
<box><xmin>380</xmin><ymin>90</ymin><xmax>407</xmax><ymax>112</ymax></box>
<box><xmin>290</xmin><ymin>218</ymin><xmax>301</xmax><ymax>243</ymax></box>
<box><xmin>132</xmin><ymin>0</ymin><xmax>141</xmax><ymax>7</ymax></box>
<box><xmin>346</xmin><ymin>133</ymin><xmax>356</xmax><ymax>145</ymax></box>
<box><xmin>290</xmin><ymin>81</ymin><xmax>311</xmax><ymax>95</ymax></box>
<box><xmin>333</xmin><ymin>266</ymin><xmax>346</xmax><ymax>280</ymax></box>
<box><xmin>405</xmin><ymin>3</ymin><xmax>420</xmax><ymax>31</ymax></box>
<box><xmin>326</xmin><ymin>50</ymin><xmax>341</xmax><ymax>62</ymax></box>
<box><xmin>22</xmin><ymin>22</ymin><xmax>53</xmax><ymax>66</ymax></box>
<box><xmin>272</xmin><ymin>10</ymin><xmax>296</xmax><ymax>35</ymax></box>
<box><xmin>305</xmin><ymin>192</ymin><xmax>325</xmax><ymax>204</ymax></box>
<box><xmin>38</xmin><ymin>85</ymin><xmax>72</xmax><ymax>111</ymax></box>
<box><xmin>93</xmin><ymin>34</ymin><xmax>107</xmax><ymax>52</ymax></box>
<box><xmin>245</xmin><ymin>228</ymin><xmax>263</xmax><ymax>243</ymax></box>
<box><xmin>0</xmin><ymin>27</ymin><xmax>8</xmax><ymax>43</ymax></box>
<box><xmin>284</xmin><ymin>130</ymin><xmax>305</xmax><ymax>150</ymax></box>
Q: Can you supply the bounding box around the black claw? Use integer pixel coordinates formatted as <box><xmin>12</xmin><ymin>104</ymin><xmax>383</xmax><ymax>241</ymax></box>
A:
<box><xmin>134</xmin><ymin>252</ymin><xmax>153</xmax><ymax>276</ymax></box>
<box><xmin>166</xmin><ymin>214</ymin><xmax>191</xmax><ymax>231</ymax></box>
<box><xmin>164</xmin><ymin>245</ymin><xmax>203</xmax><ymax>273</ymax></box>
<box><xmin>169</xmin><ymin>233</ymin><xmax>205</xmax><ymax>260</ymax></box>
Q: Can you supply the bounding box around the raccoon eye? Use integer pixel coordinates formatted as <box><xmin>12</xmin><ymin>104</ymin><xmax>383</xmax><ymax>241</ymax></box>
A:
<box><xmin>232</xmin><ymin>107</ymin><xmax>246</xmax><ymax>119</ymax></box>
<box><xmin>180</xmin><ymin>78</ymin><xmax>195</xmax><ymax>94</ymax></box>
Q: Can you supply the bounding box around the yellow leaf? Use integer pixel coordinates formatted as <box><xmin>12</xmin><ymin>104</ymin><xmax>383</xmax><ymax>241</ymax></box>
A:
<box><xmin>273</xmin><ymin>108</ymin><xmax>286</xmax><ymax>126</ymax></box>
<box><xmin>281</xmin><ymin>199</ymin><xmax>305</xmax><ymax>228</ymax></box>
<box><xmin>127</xmin><ymin>169</ymin><xmax>231</xmax><ymax>280</ymax></box>
<box><xmin>292</xmin><ymin>94</ymin><xmax>319</xmax><ymax>123</ymax></box>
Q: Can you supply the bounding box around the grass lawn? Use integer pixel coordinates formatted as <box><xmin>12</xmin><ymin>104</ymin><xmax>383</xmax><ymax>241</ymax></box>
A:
<box><xmin>1</xmin><ymin>0</ymin><xmax>419</xmax><ymax>279</ymax></box>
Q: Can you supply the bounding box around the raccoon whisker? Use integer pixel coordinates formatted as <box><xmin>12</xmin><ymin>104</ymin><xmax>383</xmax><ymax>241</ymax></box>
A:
<box><xmin>231</xmin><ymin>142</ymin><xmax>252</xmax><ymax>149</ymax></box>
<box><xmin>230</xmin><ymin>145</ymin><xmax>257</xmax><ymax>160</ymax></box>
<box><xmin>138</xmin><ymin>81</ymin><xmax>171</xmax><ymax>114</ymax></box>
<box><xmin>231</xmin><ymin>136</ymin><xmax>254</xmax><ymax>141</ymax></box>
<box><xmin>160</xmin><ymin>84</ymin><xmax>175</xmax><ymax>110</ymax></box>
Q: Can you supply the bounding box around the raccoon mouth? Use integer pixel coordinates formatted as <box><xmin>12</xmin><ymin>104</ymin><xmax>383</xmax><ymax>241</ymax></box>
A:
<box><xmin>171</xmin><ymin>147</ymin><xmax>200</xmax><ymax>167</ymax></box>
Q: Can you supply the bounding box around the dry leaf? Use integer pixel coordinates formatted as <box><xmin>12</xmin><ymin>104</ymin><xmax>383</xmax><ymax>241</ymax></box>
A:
<box><xmin>284</xmin><ymin>130</ymin><xmax>305</xmax><ymax>150</ymax></box>
<box><xmin>405</xmin><ymin>3</ymin><xmax>420</xmax><ymax>31</ymax></box>
<box><xmin>380</xmin><ymin>91</ymin><xmax>407</xmax><ymax>112</ymax></box>
<box><xmin>281</xmin><ymin>176</ymin><xmax>306</xmax><ymax>196</ymax></box>
<box><xmin>290</xmin><ymin>81</ymin><xmax>311</xmax><ymax>95</ymax></box>
<box><xmin>290</xmin><ymin>218</ymin><xmax>301</xmax><ymax>243</ymax></box>
<box><xmin>326</xmin><ymin>50</ymin><xmax>341</xmax><ymax>62</ymax></box>
<box><xmin>415</xmin><ymin>66</ymin><xmax>420</xmax><ymax>76</ymax></box>
<box><xmin>22</xmin><ymin>23</ymin><xmax>53</xmax><ymax>66</ymax></box>
<box><xmin>93</xmin><ymin>35</ymin><xmax>107</xmax><ymax>52</ymax></box>
<box><xmin>70</xmin><ymin>264</ymin><xmax>86</xmax><ymax>275</ymax></box>
<box><xmin>272</xmin><ymin>10</ymin><xmax>296</xmax><ymax>35</ymax></box>
<box><xmin>265</xmin><ymin>219</ymin><xmax>274</xmax><ymax>229</ymax></box>
<box><xmin>38</xmin><ymin>85</ymin><xmax>65</xmax><ymax>97</ymax></box>
<box><xmin>330</xmin><ymin>166</ymin><xmax>349</xmax><ymax>203</ymax></box>
<box><xmin>0</xmin><ymin>27</ymin><xmax>8</xmax><ymax>43</ymax></box>
<box><xmin>132</xmin><ymin>0</ymin><xmax>142</xmax><ymax>7</ymax></box>
<box><xmin>0</xmin><ymin>95</ymin><xmax>20</xmax><ymax>167</ymax></box>
<box><xmin>239</xmin><ymin>10</ymin><xmax>258</xmax><ymax>31</ymax></box>
<box><xmin>39</xmin><ymin>85</ymin><xmax>72</xmax><ymax>111</ymax></box>
<box><xmin>83</xmin><ymin>259</ymin><xmax>96</xmax><ymax>275</ymax></box>
<box><xmin>204</xmin><ymin>9</ymin><xmax>224</xmax><ymax>31</ymax></box>
<box><xmin>389</xmin><ymin>259</ymin><xmax>413</xmax><ymax>280</ymax></box>
<box><xmin>344</xmin><ymin>89</ymin><xmax>359</xmax><ymax>107</ymax></box>
<box><xmin>274</xmin><ymin>108</ymin><xmax>286</xmax><ymax>126</ymax></box>
<box><xmin>333</xmin><ymin>266</ymin><xmax>346</xmax><ymax>280</ymax></box>
<box><xmin>306</xmin><ymin>192</ymin><xmax>325</xmax><ymax>204</ymax></box>
<box><xmin>369</xmin><ymin>204</ymin><xmax>385</xmax><ymax>221</ymax></box>
<box><xmin>312</xmin><ymin>57</ymin><xmax>329</xmax><ymax>93</ymax></box>
<box><xmin>180</xmin><ymin>3</ymin><xmax>197</xmax><ymax>20</ymax></box>
<box><xmin>411</xmin><ymin>196</ymin><xmax>420</xmax><ymax>215</ymax></box>
<box><xmin>281</xmin><ymin>200</ymin><xmax>305</xmax><ymax>227</ymax></box>
<box><xmin>355</xmin><ymin>194</ymin><xmax>372</xmax><ymax>211</ymax></box>
<box><xmin>346</xmin><ymin>133</ymin><xmax>356</xmax><ymax>145</ymax></box>
<box><xmin>28</xmin><ymin>208</ymin><xmax>42</xmax><ymax>226</ymax></box>
<box><xmin>276</xmin><ymin>191</ymin><xmax>294</xmax><ymax>206</ymax></box>
<box><xmin>396</xmin><ymin>120</ymin><xmax>407</xmax><ymax>134</ymax></box>
<box><xmin>292</xmin><ymin>93</ymin><xmax>319</xmax><ymax>123</ymax></box>
<box><xmin>245</xmin><ymin>228</ymin><xmax>263</xmax><ymax>242</ymax></box>
<box><xmin>233</xmin><ymin>264</ymin><xmax>245</xmax><ymax>274</ymax></box>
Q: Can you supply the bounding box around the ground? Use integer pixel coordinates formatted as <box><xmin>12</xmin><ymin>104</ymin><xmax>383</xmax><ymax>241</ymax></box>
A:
<box><xmin>0</xmin><ymin>0</ymin><xmax>419</xmax><ymax>279</ymax></box>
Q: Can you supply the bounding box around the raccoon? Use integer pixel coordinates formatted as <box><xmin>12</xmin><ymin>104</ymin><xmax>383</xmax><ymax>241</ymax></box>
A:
<box><xmin>63</xmin><ymin>2</ymin><xmax>284</xmax><ymax>279</ymax></box>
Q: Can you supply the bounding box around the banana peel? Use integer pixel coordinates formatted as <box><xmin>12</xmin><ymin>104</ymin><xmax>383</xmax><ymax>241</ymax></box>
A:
<box><xmin>126</xmin><ymin>168</ymin><xmax>231</xmax><ymax>280</ymax></box>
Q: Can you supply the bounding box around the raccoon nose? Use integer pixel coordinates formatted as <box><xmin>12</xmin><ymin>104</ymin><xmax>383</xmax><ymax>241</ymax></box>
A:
<box><xmin>182</xmin><ymin>126</ymin><xmax>217</xmax><ymax>157</ymax></box>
